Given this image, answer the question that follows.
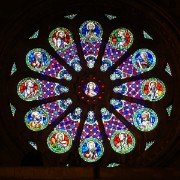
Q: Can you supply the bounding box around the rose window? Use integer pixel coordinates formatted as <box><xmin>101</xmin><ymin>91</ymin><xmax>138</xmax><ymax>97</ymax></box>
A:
<box><xmin>8</xmin><ymin>13</ymin><xmax>172</xmax><ymax>166</ymax></box>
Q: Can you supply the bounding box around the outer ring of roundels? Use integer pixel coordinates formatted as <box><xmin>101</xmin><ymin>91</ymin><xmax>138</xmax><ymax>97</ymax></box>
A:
<box><xmin>132</xmin><ymin>107</ymin><xmax>158</xmax><ymax>132</ymax></box>
<box><xmin>24</xmin><ymin>107</ymin><xmax>49</xmax><ymax>131</ymax></box>
<box><xmin>26</xmin><ymin>48</ymin><xmax>51</xmax><ymax>72</ymax></box>
<box><xmin>79</xmin><ymin>137</ymin><xmax>104</xmax><ymax>163</ymax></box>
<box><xmin>109</xmin><ymin>28</ymin><xmax>134</xmax><ymax>50</ymax></box>
<box><xmin>17</xmin><ymin>77</ymin><xmax>41</xmax><ymax>101</ymax></box>
<box><xmin>49</xmin><ymin>27</ymin><xmax>74</xmax><ymax>51</ymax></box>
<box><xmin>110</xmin><ymin>130</ymin><xmax>136</xmax><ymax>154</ymax></box>
<box><xmin>47</xmin><ymin>129</ymin><xmax>73</xmax><ymax>154</ymax></box>
<box><xmin>132</xmin><ymin>48</ymin><xmax>156</xmax><ymax>72</ymax></box>
<box><xmin>79</xmin><ymin>20</ymin><xmax>103</xmax><ymax>42</ymax></box>
<box><xmin>141</xmin><ymin>78</ymin><xmax>166</xmax><ymax>101</ymax></box>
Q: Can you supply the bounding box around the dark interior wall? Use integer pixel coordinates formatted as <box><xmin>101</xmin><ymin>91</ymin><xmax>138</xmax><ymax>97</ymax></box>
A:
<box><xmin>0</xmin><ymin>0</ymin><xmax>179</xmax><ymax>168</ymax></box>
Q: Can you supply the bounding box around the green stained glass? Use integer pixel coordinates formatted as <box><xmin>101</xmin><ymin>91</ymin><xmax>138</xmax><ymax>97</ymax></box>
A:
<box><xmin>64</xmin><ymin>14</ymin><xmax>77</xmax><ymax>19</ymax></box>
<box><xmin>145</xmin><ymin>141</ymin><xmax>155</xmax><ymax>151</ymax></box>
<box><xmin>165</xmin><ymin>63</ymin><xmax>172</xmax><ymax>76</ymax></box>
<box><xmin>10</xmin><ymin>103</ymin><xmax>16</xmax><ymax>117</ymax></box>
<box><xmin>107</xmin><ymin>163</ymin><xmax>120</xmax><ymax>167</ymax></box>
<box><xmin>29</xmin><ymin>30</ymin><xmax>39</xmax><ymax>39</ymax></box>
<box><xmin>143</xmin><ymin>31</ymin><xmax>153</xmax><ymax>40</ymax></box>
<box><xmin>105</xmin><ymin>14</ymin><xmax>117</xmax><ymax>20</ymax></box>
<box><xmin>10</xmin><ymin>62</ymin><xmax>17</xmax><ymax>75</ymax></box>
<box><xmin>166</xmin><ymin>105</ymin><xmax>172</xmax><ymax>116</ymax></box>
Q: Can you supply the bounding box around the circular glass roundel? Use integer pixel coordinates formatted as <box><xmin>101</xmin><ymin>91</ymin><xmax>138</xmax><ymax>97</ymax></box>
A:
<box><xmin>47</xmin><ymin>129</ymin><xmax>72</xmax><ymax>154</ymax></box>
<box><xmin>79</xmin><ymin>138</ymin><xmax>104</xmax><ymax>163</ymax></box>
<box><xmin>12</xmin><ymin>12</ymin><xmax>170</xmax><ymax>166</ymax></box>
<box><xmin>110</xmin><ymin>130</ymin><xmax>135</xmax><ymax>154</ymax></box>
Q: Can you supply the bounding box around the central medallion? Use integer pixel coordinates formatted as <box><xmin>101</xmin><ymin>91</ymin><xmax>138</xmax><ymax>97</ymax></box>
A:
<box><xmin>84</xmin><ymin>82</ymin><xmax>99</xmax><ymax>97</ymax></box>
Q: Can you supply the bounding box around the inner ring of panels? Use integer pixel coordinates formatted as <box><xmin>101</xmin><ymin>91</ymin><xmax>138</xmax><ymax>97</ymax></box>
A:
<box><xmin>12</xmin><ymin>14</ymin><xmax>168</xmax><ymax>165</ymax></box>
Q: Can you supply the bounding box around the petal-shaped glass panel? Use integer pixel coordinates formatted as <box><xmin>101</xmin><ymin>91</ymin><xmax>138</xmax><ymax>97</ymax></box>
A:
<box><xmin>79</xmin><ymin>111</ymin><xmax>104</xmax><ymax>162</ymax></box>
<box><xmin>113</xmin><ymin>78</ymin><xmax>166</xmax><ymax>101</ymax></box>
<box><xmin>110</xmin><ymin>49</ymin><xmax>156</xmax><ymax>80</ymax></box>
<box><xmin>79</xmin><ymin>20</ymin><xmax>103</xmax><ymax>68</ymax></box>
<box><xmin>26</xmin><ymin>48</ymin><xmax>72</xmax><ymax>80</ymax></box>
<box><xmin>17</xmin><ymin>78</ymin><xmax>69</xmax><ymax>101</ymax></box>
<box><xmin>101</xmin><ymin>28</ymin><xmax>133</xmax><ymax>71</ymax></box>
<box><xmin>49</xmin><ymin>27</ymin><xmax>82</xmax><ymax>72</ymax></box>
<box><xmin>24</xmin><ymin>98</ymin><xmax>72</xmax><ymax>131</ymax></box>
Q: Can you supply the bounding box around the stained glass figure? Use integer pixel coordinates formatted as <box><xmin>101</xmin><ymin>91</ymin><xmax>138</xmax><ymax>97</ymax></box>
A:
<box><xmin>105</xmin><ymin>14</ymin><xmax>117</xmax><ymax>20</ymax></box>
<box><xmin>79</xmin><ymin>111</ymin><xmax>104</xmax><ymax>162</ymax></box>
<box><xmin>49</xmin><ymin>27</ymin><xmax>81</xmax><ymax>71</ymax></box>
<box><xmin>17</xmin><ymin>78</ymin><xmax>68</xmax><ymax>101</ymax></box>
<box><xmin>84</xmin><ymin>82</ymin><xmax>99</xmax><ymax>97</ymax></box>
<box><xmin>107</xmin><ymin>163</ymin><xmax>120</xmax><ymax>167</ymax></box>
<box><xmin>29</xmin><ymin>30</ymin><xmax>39</xmax><ymax>39</ymax></box>
<box><xmin>25</xmin><ymin>99</ymin><xmax>72</xmax><ymax>129</ymax></box>
<box><xmin>10</xmin><ymin>103</ymin><xmax>16</xmax><ymax>117</ymax></box>
<box><xmin>10</xmin><ymin>62</ymin><xmax>17</xmax><ymax>76</ymax></box>
<box><xmin>25</xmin><ymin>108</ymin><xmax>49</xmax><ymax>131</ymax></box>
<box><xmin>47</xmin><ymin>129</ymin><xmax>72</xmax><ymax>153</ymax></box>
<box><xmin>28</xmin><ymin>141</ymin><xmax>37</xmax><ymax>150</ymax></box>
<box><xmin>55</xmin><ymin>107</ymin><xmax>82</xmax><ymax>140</ymax></box>
<box><xmin>133</xmin><ymin>108</ymin><xmax>158</xmax><ymax>132</ymax></box>
<box><xmin>166</xmin><ymin>105</ymin><xmax>172</xmax><ymax>116</ymax></box>
<box><xmin>100</xmin><ymin>28</ymin><xmax>133</xmax><ymax>71</ymax></box>
<box><xmin>64</xmin><ymin>14</ymin><xmax>77</xmax><ymax>19</ymax></box>
<box><xmin>79</xmin><ymin>20</ymin><xmax>103</xmax><ymax>68</ymax></box>
<box><xmin>110</xmin><ymin>130</ymin><xmax>135</xmax><ymax>154</ymax></box>
<box><xmin>113</xmin><ymin>78</ymin><xmax>166</xmax><ymax>101</ymax></box>
<box><xmin>145</xmin><ymin>141</ymin><xmax>155</xmax><ymax>151</ymax></box>
<box><xmin>143</xmin><ymin>31</ymin><xmax>153</xmax><ymax>40</ymax></box>
<box><xmin>26</xmin><ymin>48</ymin><xmax>72</xmax><ymax>80</ymax></box>
<box><xmin>165</xmin><ymin>63</ymin><xmax>172</xmax><ymax>76</ymax></box>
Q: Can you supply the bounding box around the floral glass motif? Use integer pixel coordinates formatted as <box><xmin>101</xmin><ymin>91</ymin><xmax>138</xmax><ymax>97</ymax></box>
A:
<box><xmin>110</xmin><ymin>49</ymin><xmax>156</xmax><ymax>80</ymax></box>
<box><xmin>143</xmin><ymin>31</ymin><xmax>153</xmax><ymax>40</ymax></box>
<box><xmin>10</xmin><ymin>103</ymin><xmax>16</xmax><ymax>117</ymax></box>
<box><xmin>64</xmin><ymin>14</ymin><xmax>77</xmax><ymax>19</ymax></box>
<box><xmin>28</xmin><ymin>141</ymin><xmax>37</xmax><ymax>150</ymax></box>
<box><xmin>114</xmin><ymin>78</ymin><xmax>166</xmax><ymax>101</ymax></box>
<box><xmin>105</xmin><ymin>14</ymin><xmax>117</xmax><ymax>20</ymax></box>
<box><xmin>79</xmin><ymin>20</ymin><xmax>102</xmax><ymax>68</ymax></box>
<box><xmin>165</xmin><ymin>63</ymin><xmax>172</xmax><ymax>76</ymax></box>
<box><xmin>17</xmin><ymin>78</ymin><xmax>68</xmax><ymax>101</ymax></box>
<box><xmin>10</xmin><ymin>62</ymin><xmax>17</xmax><ymax>76</ymax></box>
<box><xmin>166</xmin><ymin>105</ymin><xmax>172</xmax><ymax>116</ymax></box>
<box><xmin>145</xmin><ymin>141</ymin><xmax>155</xmax><ymax>151</ymax></box>
<box><xmin>26</xmin><ymin>48</ymin><xmax>72</xmax><ymax>80</ymax></box>
<box><xmin>29</xmin><ymin>30</ymin><xmax>39</xmax><ymax>39</ymax></box>
<box><xmin>49</xmin><ymin>27</ymin><xmax>81</xmax><ymax>71</ymax></box>
<box><xmin>79</xmin><ymin>111</ymin><xmax>104</xmax><ymax>162</ymax></box>
<box><xmin>101</xmin><ymin>28</ymin><xmax>133</xmax><ymax>71</ymax></box>
<box><xmin>47</xmin><ymin>129</ymin><xmax>72</xmax><ymax>153</ymax></box>
<box><xmin>133</xmin><ymin>108</ymin><xmax>158</xmax><ymax>132</ymax></box>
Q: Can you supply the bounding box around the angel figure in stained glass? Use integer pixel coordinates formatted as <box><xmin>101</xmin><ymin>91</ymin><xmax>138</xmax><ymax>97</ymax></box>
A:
<box><xmin>85</xmin><ymin>22</ymin><xmax>97</xmax><ymax>41</ymax></box>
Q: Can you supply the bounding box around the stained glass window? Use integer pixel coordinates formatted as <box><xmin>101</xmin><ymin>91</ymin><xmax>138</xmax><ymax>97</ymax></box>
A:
<box><xmin>9</xmin><ymin>13</ymin><xmax>171</xmax><ymax>166</ymax></box>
